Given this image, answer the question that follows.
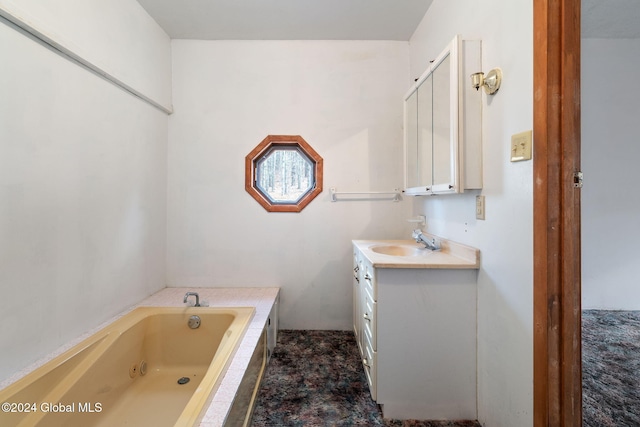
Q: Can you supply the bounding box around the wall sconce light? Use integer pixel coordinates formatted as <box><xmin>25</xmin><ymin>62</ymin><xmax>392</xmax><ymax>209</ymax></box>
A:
<box><xmin>470</xmin><ymin>68</ymin><xmax>502</xmax><ymax>95</ymax></box>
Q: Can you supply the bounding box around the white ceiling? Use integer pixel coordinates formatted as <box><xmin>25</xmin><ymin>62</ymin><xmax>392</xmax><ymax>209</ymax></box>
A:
<box><xmin>136</xmin><ymin>0</ymin><xmax>433</xmax><ymax>40</ymax></box>
<box><xmin>136</xmin><ymin>0</ymin><xmax>640</xmax><ymax>41</ymax></box>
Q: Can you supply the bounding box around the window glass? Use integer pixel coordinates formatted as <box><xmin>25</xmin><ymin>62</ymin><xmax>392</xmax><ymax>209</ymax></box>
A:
<box><xmin>255</xmin><ymin>147</ymin><xmax>315</xmax><ymax>204</ymax></box>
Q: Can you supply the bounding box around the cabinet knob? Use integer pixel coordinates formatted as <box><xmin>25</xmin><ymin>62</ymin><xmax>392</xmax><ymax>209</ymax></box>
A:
<box><xmin>363</xmin><ymin>312</ymin><xmax>371</xmax><ymax>321</ymax></box>
<box><xmin>362</xmin><ymin>357</ymin><xmax>370</xmax><ymax>367</ymax></box>
<box><xmin>364</xmin><ymin>274</ymin><xmax>372</xmax><ymax>281</ymax></box>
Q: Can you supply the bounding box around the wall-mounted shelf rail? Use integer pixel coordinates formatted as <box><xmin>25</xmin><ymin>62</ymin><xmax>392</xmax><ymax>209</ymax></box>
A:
<box><xmin>330</xmin><ymin>188</ymin><xmax>401</xmax><ymax>202</ymax></box>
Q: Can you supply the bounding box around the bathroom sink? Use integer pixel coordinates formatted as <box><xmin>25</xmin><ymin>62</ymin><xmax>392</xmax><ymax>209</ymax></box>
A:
<box><xmin>370</xmin><ymin>244</ymin><xmax>434</xmax><ymax>257</ymax></box>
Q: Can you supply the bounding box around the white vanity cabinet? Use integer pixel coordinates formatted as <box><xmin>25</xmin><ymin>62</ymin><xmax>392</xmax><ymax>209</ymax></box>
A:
<box><xmin>352</xmin><ymin>240</ymin><xmax>479</xmax><ymax>420</ymax></box>
<box><xmin>353</xmin><ymin>249</ymin><xmax>378</xmax><ymax>399</ymax></box>
<box><xmin>352</xmin><ymin>249</ymin><xmax>364</xmax><ymax>354</ymax></box>
<box><xmin>404</xmin><ymin>36</ymin><xmax>482</xmax><ymax>195</ymax></box>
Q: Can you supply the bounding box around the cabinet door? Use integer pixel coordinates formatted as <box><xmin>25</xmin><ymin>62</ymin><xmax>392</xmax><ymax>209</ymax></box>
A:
<box><xmin>404</xmin><ymin>75</ymin><xmax>433</xmax><ymax>194</ymax></box>
<box><xmin>431</xmin><ymin>51</ymin><xmax>456</xmax><ymax>192</ymax></box>
<box><xmin>417</xmin><ymin>74</ymin><xmax>433</xmax><ymax>191</ymax></box>
<box><xmin>353</xmin><ymin>250</ymin><xmax>363</xmax><ymax>355</ymax></box>
<box><xmin>404</xmin><ymin>89</ymin><xmax>419</xmax><ymax>189</ymax></box>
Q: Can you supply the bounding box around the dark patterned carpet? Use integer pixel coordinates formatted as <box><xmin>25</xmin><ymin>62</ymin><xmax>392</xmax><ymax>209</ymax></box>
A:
<box><xmin>251</xmin><ymin>312</ymin><xmax>640</xmax><ymax>426</ymax></box>
<box><xmin>251</xmin><ymin>330</ymin><xmax>480</xmax><ymax>427</ymax></box>
<box><xmin>582</xmin><ymin>310</ymin><xmax>640</xmax><ymax>427</ymax></box>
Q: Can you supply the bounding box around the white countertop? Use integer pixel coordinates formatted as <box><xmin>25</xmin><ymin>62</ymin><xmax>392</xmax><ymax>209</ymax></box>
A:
<box><xmin>353</xmin><ymin>237</ymin><xmax>480</xmax><ymax>269</ymax></box>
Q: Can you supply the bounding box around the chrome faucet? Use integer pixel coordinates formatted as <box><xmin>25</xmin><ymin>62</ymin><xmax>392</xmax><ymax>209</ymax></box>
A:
<box><xmin>412</xmin><ymin>229</ymin><xmax>440</xmax><ymax>251</ymax></box>
<box><xmin>183</xmin><ymin>292</ymin><xmax>201</xmax><ymax>307</ymax></box>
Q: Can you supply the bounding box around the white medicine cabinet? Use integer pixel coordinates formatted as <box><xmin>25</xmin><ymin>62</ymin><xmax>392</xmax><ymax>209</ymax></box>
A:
<box><xmin>404</xmin><ymin>36</ymin><xmax>482</xmax><ymax>195</ymax></box>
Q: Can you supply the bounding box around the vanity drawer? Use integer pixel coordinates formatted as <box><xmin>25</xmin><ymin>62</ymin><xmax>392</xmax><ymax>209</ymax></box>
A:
<box><xmin>362</xmin><ymin>260</ymin><xmax>377</xmax><ymax>301</ymax></box>
<box><xmin>363</xmin><ymin>287</ymin><xmax>377</xmax><ymax>350</ymax></box>
<box><xmin>362</xmin><ymin>331</ymin><xmax>377</xmax><ymax>400</ymax></box>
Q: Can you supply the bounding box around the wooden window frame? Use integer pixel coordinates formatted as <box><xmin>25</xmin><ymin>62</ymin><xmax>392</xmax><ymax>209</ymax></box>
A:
<box><xmin>245</xmin><ymin>135</ymin><xmax>323</xmax><ymax>212</ymax></box>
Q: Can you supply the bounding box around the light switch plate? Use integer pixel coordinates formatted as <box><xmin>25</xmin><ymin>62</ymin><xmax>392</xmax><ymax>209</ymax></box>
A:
<box><xmin>511</xmin><ymin>130</ymin><xmax>532</xmax><ymax>162</ymax></box>
<box><xmin>476</xmin><ymin>195</ymin><xmax>485</xmax><ymax>220</ymax></box>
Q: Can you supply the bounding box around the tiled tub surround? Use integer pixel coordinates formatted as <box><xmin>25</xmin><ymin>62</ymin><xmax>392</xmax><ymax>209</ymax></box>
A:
<box><xmin>0</xmin><ymin>287</ymin><xmax>280</xmax><ymax>427</ymax></box>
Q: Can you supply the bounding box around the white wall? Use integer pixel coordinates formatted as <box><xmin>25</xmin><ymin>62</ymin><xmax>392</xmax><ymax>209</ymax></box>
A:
<box><xmin>167</xmin><ymin>40</ymin><xmax>412</xmax><ymax>329</ymax></box>
<box><xmin>0</xmin><ymin>10</ymin><xmax>169</xmax><ymax>382</ymax></box>
<box><xmin>581</xmin><ymin>38</ymin><xmax>640</xmax><ymax>309</ymax></box>
<box><xmin>409</xmin><ymin>1</ymin><xmax>533</xmax><ymax>426</ymax></box>
<box><xmin>0</xmin><ymin>0</ymin><xmax>172</xmax><ymax>111</ymax></box>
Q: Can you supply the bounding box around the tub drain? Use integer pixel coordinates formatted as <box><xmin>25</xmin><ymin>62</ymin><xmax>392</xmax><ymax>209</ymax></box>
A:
<box><xmin>177</xmin><ymin>377</ymin><xmax>190</xmax><ymax>385</ymax></box>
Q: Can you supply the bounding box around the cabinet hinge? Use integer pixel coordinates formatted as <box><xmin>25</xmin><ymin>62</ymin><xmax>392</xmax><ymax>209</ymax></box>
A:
<box><xmin>573</xmin><ymin>171</ymin><xmax>583</xmax><ymax>188</ymax></box>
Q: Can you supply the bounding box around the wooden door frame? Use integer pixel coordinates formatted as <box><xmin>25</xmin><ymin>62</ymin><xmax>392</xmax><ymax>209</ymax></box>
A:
<box><xmin>533</xmin><ymin>0</ymin><xmax>582</xmax><ymax>426</ymax></box>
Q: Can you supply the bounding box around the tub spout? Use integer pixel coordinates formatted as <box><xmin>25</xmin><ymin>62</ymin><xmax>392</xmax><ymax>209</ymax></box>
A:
<box><xmin>183</xmin><ymin>292</ymin><xmax>200</xmax><ymax>307</ymax></box>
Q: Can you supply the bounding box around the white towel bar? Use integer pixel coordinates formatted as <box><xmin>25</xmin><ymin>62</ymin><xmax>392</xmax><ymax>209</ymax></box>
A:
<box><xmin>330</xmin><ymin>188</ymin><xmax>401</xmax><ymax>202</ymax></box>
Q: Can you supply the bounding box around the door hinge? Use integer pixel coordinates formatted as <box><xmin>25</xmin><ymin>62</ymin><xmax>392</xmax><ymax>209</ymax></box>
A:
<box><xmin>573</xmin><ymin>171</ymin><xmax>583</xmax><ymax>188</ymax></box>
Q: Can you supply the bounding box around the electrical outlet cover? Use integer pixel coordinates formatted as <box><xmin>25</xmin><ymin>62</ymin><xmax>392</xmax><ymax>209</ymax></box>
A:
<box><xmin>476</xmin><ymin>195</ymin><xmax>485</xmax><ymax>220</ymax></box>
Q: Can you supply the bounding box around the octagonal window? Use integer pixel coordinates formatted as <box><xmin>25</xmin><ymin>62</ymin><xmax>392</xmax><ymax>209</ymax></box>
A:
<box><xmin>246</xmin><ymin>135</ymin><xmax>323</xmax><ymax>212</ymax></box>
